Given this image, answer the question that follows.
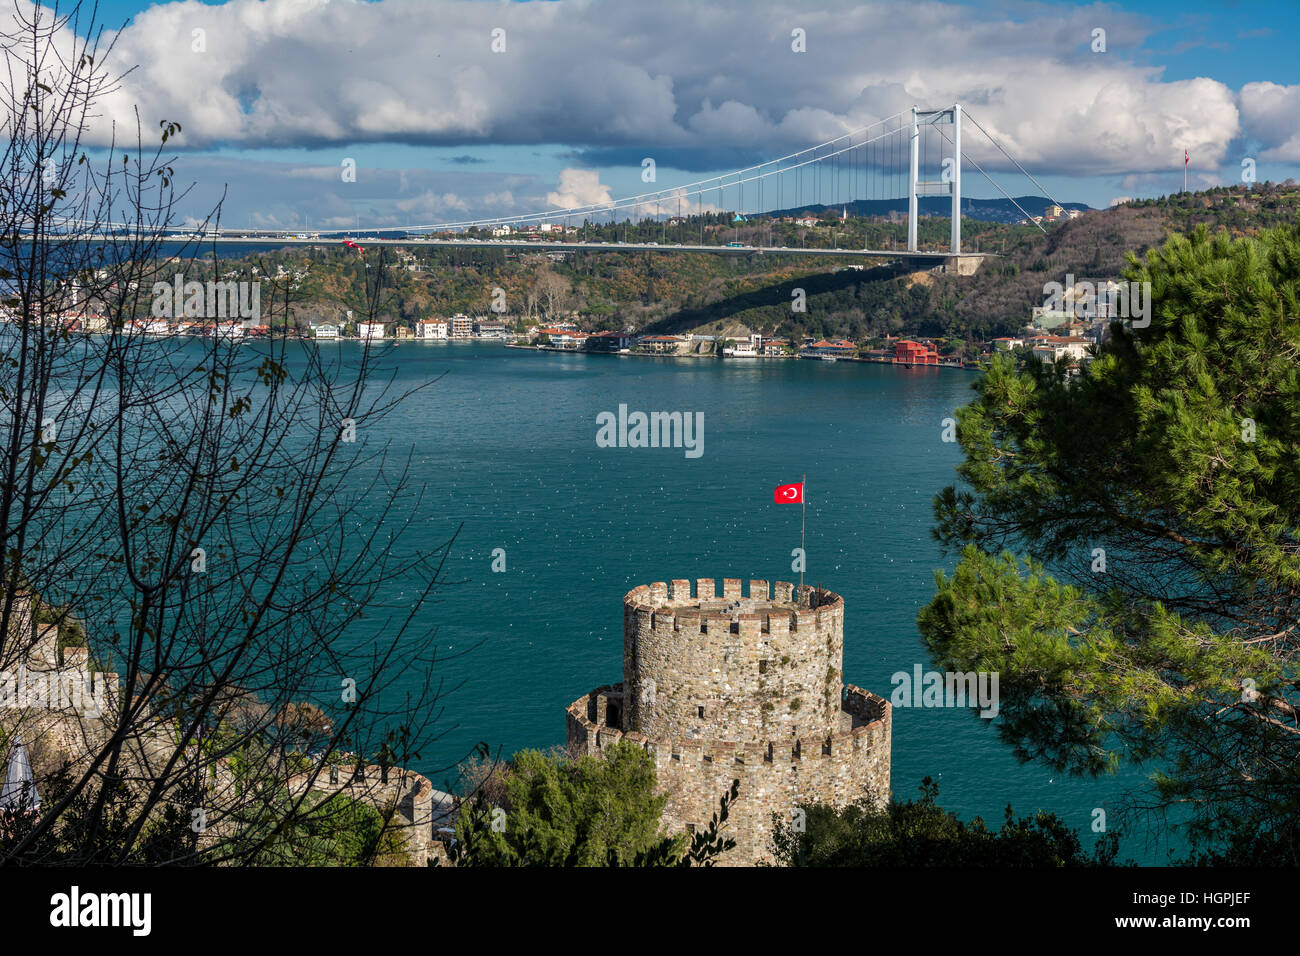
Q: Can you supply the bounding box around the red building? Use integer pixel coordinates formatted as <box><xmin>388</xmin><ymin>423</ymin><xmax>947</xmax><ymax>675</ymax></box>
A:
<box><xmin>895</xmin><ymin>340</ymin><xmax>939</xmax><ymax>365</ymax></box>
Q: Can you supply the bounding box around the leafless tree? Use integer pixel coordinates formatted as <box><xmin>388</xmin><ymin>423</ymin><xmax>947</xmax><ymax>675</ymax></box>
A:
<box><xmin>532</xmin><ymin>268</ymin><xmax>570</xmax><ymax>319</ymax></box>
<box><xmin>0</xmin><ymin>0</ymin><xmax>471</xmax><ymax>865</ymax></box>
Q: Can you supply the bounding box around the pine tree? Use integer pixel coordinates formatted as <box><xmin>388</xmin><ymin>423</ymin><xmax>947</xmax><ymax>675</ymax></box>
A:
<box><xmin>922</xmin><ymin>223</ymin><xmax>1300</xmax><ymax>862</ymax></box>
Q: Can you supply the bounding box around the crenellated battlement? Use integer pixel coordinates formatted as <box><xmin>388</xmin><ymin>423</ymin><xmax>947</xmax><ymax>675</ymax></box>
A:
<box><xmin>578</xmin><ymin>574</ymin><xmax>890</xmax><ymax>865</ymax></box>
<box><xmin>629</xmin><ymin>579</ymin><xmax>842</xmax><ymax>646</ymax></box>
<box><xmin>622</xmin><ymin>576</ymin><xmax>846</xmax><ymax>744</ymax></box>
<box><xmin>627</xmin><ymin>578</ymin><xmax>839</xmax><ymax>612</ymax></box>
<box><xmin>567</xmin><ymin>683</ymin><xmax>888</xmax><ymax>766</ymax></box>
<box><xmin>286</xmin><ymin>762</ymin><xmax>453</xmax><ymax>866</ymax></box>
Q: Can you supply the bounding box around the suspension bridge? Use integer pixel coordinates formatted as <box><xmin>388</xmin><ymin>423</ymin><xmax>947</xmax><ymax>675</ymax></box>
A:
<box><xmin>57</xmin><ymin>104</ymin><xmax>1065</xmax><ymax>272</ymax></box>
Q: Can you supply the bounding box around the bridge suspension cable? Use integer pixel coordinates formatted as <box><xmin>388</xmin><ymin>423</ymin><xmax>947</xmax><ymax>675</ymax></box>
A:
<box><xmin>48</xmin><ymin>105</ymin><xmax>1058</xmax><ymax>249</ymax></box>
<box><xmin>927</xmin><ymin>107</ymin><xmax>1063</xmax><ymax>236</ymax></box>
<box><xmin>394</xmin><ymin>110</ymin><xmax>911</xmax><ymax>232</ymax></box>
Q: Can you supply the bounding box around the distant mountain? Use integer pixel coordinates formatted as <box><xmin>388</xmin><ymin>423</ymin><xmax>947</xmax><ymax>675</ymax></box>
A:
<box><xmin>768</xmin><ymin>196</ymin><xmax>1090</xmax><ymax>224</ymax></box>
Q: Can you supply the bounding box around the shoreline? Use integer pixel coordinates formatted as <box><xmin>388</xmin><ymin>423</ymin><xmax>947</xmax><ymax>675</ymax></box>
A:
<box><xmin>502</xmin><ymin>341</ymin><xmax>982</xmax><ymax>371</ymax></box>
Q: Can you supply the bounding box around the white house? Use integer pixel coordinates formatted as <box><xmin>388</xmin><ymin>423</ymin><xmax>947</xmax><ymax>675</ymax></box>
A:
<box><xmin>313</xmin><ymin>324</ymin><xmax>339</xmax><ymax>339</ymax></box>
<box><xmin>417</xmin><ymin>319</ymin><xmax>448</xmax><ymax>339</ymax></box>
<box><xmin>1031</xmin><ymin>336</ymin><xmax>1090</xmax><ymax>364</ymax></box>
<box><xmin>723</xmin><ymin>333</ymin><xmax>763</xmax><ymax>358</ymax></box>
<box><xmin>358</xmin><ymin>322</ymin><xmax>385</xmax><ymax>340</ymax></box>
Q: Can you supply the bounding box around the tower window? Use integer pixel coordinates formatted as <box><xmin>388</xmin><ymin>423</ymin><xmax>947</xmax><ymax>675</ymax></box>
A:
<box><xmin>697</xmin><ymin>705</ymin><xmax>705</xmax><ymax>719</ymax></box>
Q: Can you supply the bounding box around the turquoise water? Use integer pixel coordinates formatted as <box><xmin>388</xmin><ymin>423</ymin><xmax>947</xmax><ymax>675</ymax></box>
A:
<box><xmin>322</xmin><ymin>340</ymin><xmax>1167</xmax><ymax>862</ymax></box>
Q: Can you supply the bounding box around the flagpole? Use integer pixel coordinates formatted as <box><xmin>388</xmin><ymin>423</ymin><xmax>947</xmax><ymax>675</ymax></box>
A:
<box><xmin>800</xmin><ymin>473</ymin><xmax>806</xmax><ymax>599</ymax></box>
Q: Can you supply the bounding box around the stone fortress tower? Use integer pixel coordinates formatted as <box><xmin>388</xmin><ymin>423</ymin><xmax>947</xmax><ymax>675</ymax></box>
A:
<box><xmin>566</xmin><ymin>577</ymin><xmax>891</xmax><ymax>865</ymax></box>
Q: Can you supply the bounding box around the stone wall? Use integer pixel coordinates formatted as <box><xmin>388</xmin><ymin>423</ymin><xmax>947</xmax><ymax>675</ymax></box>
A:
<box><xmin>287</xmin><ymin>763</ymin><xmax>438</xmax><ymax>866</ymax></box>
<box><xmin>569</xmin><ymin>576</ymin><xmax>891</xmax><ymax>865</ymax></box>
<box><xmin>567</xmin><ymin>682</ymin><xmax>890</xmax><ymax>865</ymax></box>
<box><xmin>623</xmin><ymin>579</ymin><xmax>845</xmax><ymax>742</ymax></box>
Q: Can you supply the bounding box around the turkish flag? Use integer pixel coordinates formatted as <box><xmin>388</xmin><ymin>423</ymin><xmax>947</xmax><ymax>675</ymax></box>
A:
<box><xmin>1184</xmin><ymin>150</ymin><xmax>1189</xmax><ymax>167</ymax></box>
<box><xmin>774</xmin><ymin>482</ymin><xmax>804</xmax><ymax>503</ymax></box>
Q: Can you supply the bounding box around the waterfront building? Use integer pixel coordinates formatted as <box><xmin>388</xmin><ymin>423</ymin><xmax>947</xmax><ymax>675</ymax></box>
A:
<box><xmin>635</xmin><ymin>334</ymin><xmax>687</xmax><ymax>354</ymax></box>
<box><xmin>805</xmin><ymin>339</ymin><xmax>859</xmax><ymax>359</ymax></box>
<box><xmin>358</xmin><ymin>322</ymin><xmax>385</xmax><ymax>340</ymax></box>
<box><xmin>894</xmin><ymin>340</ymin><xmax>938</xmax><ymax>365</ymax></box>
<box><xmin>448</xmin><ymin>314</ymin><xmax>474</xmax><ymax>339</ymax></box>
<box><xmin>547</xmin><ymin>330</ymin><xmax>589</xmax><ymax>349</ymax></box>
<box><xmin>313</xmin><ymin>324</ymin><xmax>339</xmax><ymax>340</ymax></box>
<box><xmin>78</xmin><ymin>313</ymin><xmax>108</xmax><ymax>334</ymax></box>
<box><xmin>417</xmin><ymin>319</ymin><xmax>448</xmax><ymax>339</ymax></box>
<box><xmin>585</xmin><ymin>330</ymin><xmax>633</xmax><ymax>352</ymax></box>
<box><xmin>722</xmin><ymin>333</ymin><xmax>763</xmax><ymax>358</ymax></box>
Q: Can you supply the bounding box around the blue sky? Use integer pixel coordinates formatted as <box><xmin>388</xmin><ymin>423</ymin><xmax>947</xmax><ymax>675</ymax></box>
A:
<box><xmin>49</xmin><ymin>0</ymin><xmax>1300</xmax><ymax>228</ymax></box>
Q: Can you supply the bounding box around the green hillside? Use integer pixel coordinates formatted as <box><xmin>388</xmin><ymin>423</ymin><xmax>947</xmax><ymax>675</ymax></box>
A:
<box><xmin>200</xmin><ymin>182</ymin><xmax>1300</xmax><ymax>342</ymax></box>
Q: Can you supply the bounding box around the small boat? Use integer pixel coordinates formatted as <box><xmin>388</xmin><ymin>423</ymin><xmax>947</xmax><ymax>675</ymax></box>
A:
<box><xmin>819</xmin><ymin>355</ymin><xmax>837</xmax><ymax>362</ymax></box>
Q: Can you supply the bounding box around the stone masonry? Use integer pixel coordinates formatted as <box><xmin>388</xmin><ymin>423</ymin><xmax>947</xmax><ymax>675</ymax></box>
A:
<box><xmin>566</xmin><ymin>577</ymin><xmax>891</xmax><ymax>865</ymax></box>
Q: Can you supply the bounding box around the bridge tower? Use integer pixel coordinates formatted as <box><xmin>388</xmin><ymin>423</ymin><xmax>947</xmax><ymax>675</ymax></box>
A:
<box><xmin>907</xmin><ymin>104</ymin><xmax>961</xmax><ymax>255</ymax></box>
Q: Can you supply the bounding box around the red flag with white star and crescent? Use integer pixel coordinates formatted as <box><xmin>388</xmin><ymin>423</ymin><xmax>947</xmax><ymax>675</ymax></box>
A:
<box><xmin>774</xmin><ymin>482</ymin><xmax>804</xmax><ymax>504</ymax></box>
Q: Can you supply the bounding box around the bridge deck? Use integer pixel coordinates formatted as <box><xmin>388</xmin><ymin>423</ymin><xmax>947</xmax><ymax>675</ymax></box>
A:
<box><xmin>46</xmin><ymin>235</ymin><xmax>990</xmax><ymax>261</ymax></box>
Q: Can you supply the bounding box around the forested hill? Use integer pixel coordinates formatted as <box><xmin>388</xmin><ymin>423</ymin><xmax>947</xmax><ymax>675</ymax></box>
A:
<box><xmin>646</xmin><ymin>182</ymin><xmax>1300</xmax><ymax>341</ymax></box>
<box><xmin>214</xmin><ymin>183</ymin><xmax>1300</xmax><ymax>342</ymax></box>
<box><xmin>767</xmin><ymin>194</ymin><xmax>1089</xmax><ymax>224</ymax></box>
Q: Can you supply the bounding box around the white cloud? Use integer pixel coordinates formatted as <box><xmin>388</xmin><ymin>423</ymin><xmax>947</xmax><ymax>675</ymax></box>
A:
<box><xmin>1239</xmin><ymin>82</ymin><xmax>1300</xmax><ymax>162</ymax></box>
<box><xmin>30</xmin><ymin>0</ymin><xmax>1245</xmax><ymax>179</ymax></box>
<box><xmin>546</xmin><ymin>169</ymin><xmax>612</xmax><ymax>209</ymax></box>
<box><xmin>394</xmin><ymin>191</ymin><xmax>471</xmax><ymax>219</ymax></box>
<box><xmin>16</xmin><ymin>0</ymin><xmax>1298</xmax><ymax>225</ymax></box>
